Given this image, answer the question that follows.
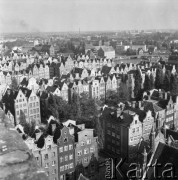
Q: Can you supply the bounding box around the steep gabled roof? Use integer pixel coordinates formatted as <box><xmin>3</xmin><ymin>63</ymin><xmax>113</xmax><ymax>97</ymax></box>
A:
<box><xmin>46</xmin><ymin>86</ymin><xmax>57</xmax><ymax>93</ymax></box>
<box><xmin>101</xmin><ymin>65</ymin><xmax>112</xmax><ymax>75</ymax></box>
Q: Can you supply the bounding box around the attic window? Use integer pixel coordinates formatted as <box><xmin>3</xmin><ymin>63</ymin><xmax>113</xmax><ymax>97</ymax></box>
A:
<box><xmin>64</xmin><ymin>137</ymin><xmax>68</xmax><ymax>143</ymax></box>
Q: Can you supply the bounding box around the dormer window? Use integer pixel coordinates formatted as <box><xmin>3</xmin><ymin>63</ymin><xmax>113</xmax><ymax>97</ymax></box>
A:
<box><xmin>135</xmin><ymin>120</ymin><xmax>137</xmax><ymax>124</ymax></box>
<box><xmin>132</xmin><ymin>128</ymin><xmax>135</xmax><ymax>133</ymax></box>
<box><xmin>63</xmin><ymin>137</ymin><xmax>68</xmax><ymax>143</ymax></box>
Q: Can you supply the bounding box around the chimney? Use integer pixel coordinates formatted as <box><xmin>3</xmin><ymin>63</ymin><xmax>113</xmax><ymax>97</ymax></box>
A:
<box><xmin>142</xmin><ymin>147</ymin><xmax>147</xmax><ymax>174</ymax></box>
<box><xmin>138</xmin><ymin>101</ymin><xmax>142</xmax><ymax>108</ymax></box>
<box><xmin>2</xmin><ymin>103</ymin><xmax>5</xmax><ymax>111</ymax></box>
<box><xmin>117</xmin><ymin>108</ymin><xmax>122</xmax><ymax>118</ymax></box>
<box><xmin>35</xmin><ymin>132</ymin><xmax>42</xmax><ymax>141</ymax></box>
<box><xmin>132</xmin><ymin>101</ymin><xmax>136</xmax><ymax>108</ymax></box>
<box><xmin>24</xmin><ymin>89</ymin><xmax>27</xmax><ymax>96</ymax></box>
<box><xmin>52</xmin><ymin>123</ymin><xmax>56</xmax><ymax>135</ymax></box>
<box><xmin>150</xmin><ymin>126</ymin><xmax>155</xmax><ymax>153</ymax></box>
<box><xmin>164</xmin><ymin>92</ymin><xmax>167</xmax><ymax>100</ymax></box>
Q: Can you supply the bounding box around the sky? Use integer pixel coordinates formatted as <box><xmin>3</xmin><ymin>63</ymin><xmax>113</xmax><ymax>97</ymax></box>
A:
<box><xmin>0</xmin><ymin>0</ymin><xmax>178</xmax><ymax>33</ymax></box>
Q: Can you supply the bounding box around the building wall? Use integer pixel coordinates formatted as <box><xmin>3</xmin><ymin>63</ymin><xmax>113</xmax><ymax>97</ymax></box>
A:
<box><xmin>58</xmin><ymin>126</ymin><xmax>75</xmax><ymax>180</ymax></box>
<box><xmin>75</xmin><ymin>129</ymin><xmax>98</xmax><ymax>168</ymax></box>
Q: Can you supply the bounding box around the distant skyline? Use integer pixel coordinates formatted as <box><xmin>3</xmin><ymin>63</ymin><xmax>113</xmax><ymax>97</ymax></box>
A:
<box><xmin>0</xmin><ymin>0</ymin><xmax>178</xmax><ymax>34</ymax></box>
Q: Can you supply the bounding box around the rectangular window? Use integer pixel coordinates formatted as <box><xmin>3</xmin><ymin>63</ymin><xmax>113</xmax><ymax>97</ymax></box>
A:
<box><xmin>52</xmin><ymin>152</ymin><xmax>55</xmax><ymax>157</ymax></box>
<box><xmin>16</xmin><ymin>111</ymin><xmax>19</xmax><ymax>115</ymax></box>
<box><xmin>112</xmin><ymin>132</ymin><xmax>115</xmax><ymax>137</ymax></box>
<box><xmin>116</xmin><ymin>149</ymin><xmax>120</xmax><ymax>154</ymax></box>
<box><xmin>52</xmin><ymin>169</ymin><xmax>56</xmax><ymax>174</ymax></box>
<box><xmin>69</xmin><ymin>163</ymin><xmax>73</xmax><ymax>169</ymax></box>
<box><xmin>107</xmin><ymin>130</ymin><xmax>111</xmax><ymax>135</ymax></box>
<box><xmin>116</xmin><ymin>134</ymin><xmax>120</xmax><ymax>139</ymax></box>
<box><xmin>45</xmin><ymin>163</ymin><xmax>49</xmax><ymax>168</ymax></box>
<box><xmin>81</xmin><ymin>141</ymin><xmax>85</xmax><ymax>146</ymax></box>
<box><xmin>84</xmin><ymin>157</ymin><xmax>88</xmax><ymax>163</ymax></box>
<box><xmin>90</xmin><ymin>147</ymin><xmax>95</xmax><ymax>153</ymax></box>
<box><xmin>64</xmin><ymin>145</ymin><xmax>68</xmax><ymax>151</ymax></box>
<box><xmin>60</xmin><ymin>157</ymin><xmax>63</xmax><ymax>163</ymax></box>
<box><xmin>78</xmin><ymin>150</ymin><xmax>82</xmax><ymax>156</ymax></box>
<box><xmin>65</xmin><ymin>155</ymin><xmax>68</xmax><ymax>161</ymax></box>
<box><xmin>52</xmin><ymin>161</ymin><xmax>56</xmax><ymax>166</ymax></box>
<box><xmin>84</xmin><ymin>148</ymin><xmax>89</xmax><ymax>154</ymax></box>
<box><xmin>69</xmin><ymin>154</ymin><xmax>73</xmax><ymax>160</ymax></box>
<box><xmin>136</xmin><ymin>127</ymin><xmax>139</xmax><ymax>132</ymax></box>
<box><xmin>44</xmin><ymin>154</ymin><xmax>48</xmax><ymax>160</ymax></box>
<box><xmin>87</xmin><ymin>139</ymin><xmax>91</xmax><ymax>144</ymax></box>
<box><xmin>69</xmin><ymin>144</ymin><xmax>73</xmax><ymax>150</ymax></box>
<box><xmin>59</xmin><ymin>147</ymin><xmax>63</xmax><ymax>153</ymax></box>
<box><xmin>107</xmin><ymin>122</ymin><xmax>111</xmax><ymax>127</ymax></box>
<box><xmin>132</xmin><ymin>128</ymin><xmax>135</xmax><ymax>133</ymax></box>
<box><xmin>47</xmin><ymin>145</ymin><xmax>51</xmax><ymax>150</ymax></box>
<box><xmin>36</xmin><ymin>102</ymin><xmax>39</xmax><ymax>106</ymax></box>
<box><xmin>65</xmin><ymin>165</ymin><xmax>69</xmax><ymax>170</ymax></box>
<box><xmin>116</xmin><ymin>141</ymin><xmax>120</xmax><ymax>146</ymax></box>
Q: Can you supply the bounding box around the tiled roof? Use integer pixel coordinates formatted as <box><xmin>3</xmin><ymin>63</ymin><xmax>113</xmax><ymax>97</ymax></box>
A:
<box><xmin>146</xmin><ymin>142</ymin><xmax>178</xmax><ymax>179</ymax></box>
<box><xmin>100</xmin><ymin>46</ymin><xmax>115</xmax><ymax>52</ymax></box>
<box><xmin>143</xmin><ymin>101</ymin><xmax>163</xmax><ymax>113</ymax></box>
<box><xmin>101</xmin><ymin>66</ymin><xmax>112</xmax><ymax>75</ymax></box>
<box><xmin>46</xmin><ymin>86</ymin><xmax>57</xmax><ymax>93</ymax></box>
<box><xmin>166</xmin><ymin>129</ymin><xmax>178</xmax><ymax>140</ymax></box>
<box><xmin>78</xmin><ymin>173</ymin><xmax>89</xmax><ymax>180</ymax></box>
<box><xmin>20</xmin><ymin>78</ymin><xmax>28</xmax><ymax>86</ymax></box>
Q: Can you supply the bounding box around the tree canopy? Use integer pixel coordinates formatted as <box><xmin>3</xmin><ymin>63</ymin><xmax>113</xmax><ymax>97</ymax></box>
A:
<box><xmin>134</xmin><ymin>68</ymin><xmax>142</xmax><ymax>99</ymax></box>
<box><xmin>10</xmin><ymin>77</ymin><xmax>18</xmax><ymax>91</ymax></box>
<box><xmin>155</xmin><ymin>67</ymin><xmax>163</xmax><ymax>89</ymax></box>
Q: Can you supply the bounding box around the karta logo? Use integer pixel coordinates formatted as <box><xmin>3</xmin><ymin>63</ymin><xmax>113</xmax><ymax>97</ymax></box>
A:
<box><xmin>104</xmin><ymin>158</ymin><xmax>177</xmax><ymax>179</ymax></box>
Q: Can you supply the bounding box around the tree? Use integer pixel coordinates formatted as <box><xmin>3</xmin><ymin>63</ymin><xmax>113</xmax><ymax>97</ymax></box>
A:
<box><xmin>170</xmin><ymin>74</ymin><xmax>178</xmax><ymax>95</ymax></box>
<box><xmin>155</xmin><ymin>67</ymin><xmax>163</xmax><ymax>89</ymax></box>
<box><xmin>163</xmin><ymin>70</ymin><xmax>171</xmax><ymax>92</ymax></box>
<box><xmin>19</xmin><ymin>110</ymin><xmax>26</xmax><ymax>126</ymax></box>
<box><xmin>10</xmin><ymin>77</ymin><xmax>18</xmax><ymax>91</ymax></box>
<box><xmin>144</xmin><ymin>74</ymin><xmax>151</xmax><ymax>91</ymax></box>
<box><xmin>134</xmin><ymin>68</ymin><xmax>142</xmax><ymax>99</ymax></box>
<box><xmin>104</xmin><ymin>90</ymin><xmax>120</xmax><ymax>106</ymax></box>
<box><xmin>118</xmin><ymin>82</ymin><xmax>130</xmax><ymax>102</ymax></box>
<box><xmin>150</xmin><ymin>73</ymin><xmax>154</xmax><ymax>89</ymax></box>
<box><xmin>19</xmin><ymin>110</ymin><xmax>36</xmax><ymax>136</ymax></box>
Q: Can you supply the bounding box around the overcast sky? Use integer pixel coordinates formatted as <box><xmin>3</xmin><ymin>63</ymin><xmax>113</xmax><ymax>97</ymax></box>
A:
<box><xmin>0</xmin><ymin>0</ymin><xmax>178</xmax><ymax>33</ymax></box>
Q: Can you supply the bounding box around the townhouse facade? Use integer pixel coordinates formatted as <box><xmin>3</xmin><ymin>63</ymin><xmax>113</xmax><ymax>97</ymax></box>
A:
<box><xmin>75</xmin><ymin>128</ymin><xmax>98</xmax><ymax>168</ymax></box>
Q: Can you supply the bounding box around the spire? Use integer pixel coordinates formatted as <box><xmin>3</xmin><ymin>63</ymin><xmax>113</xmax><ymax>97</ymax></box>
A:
<box><xmin>150</xmin><ymin>126</ymin><xmax>155</xmax><ymax>153</ymax></box>
<box><xmin>142</xmin><ymin>146</ymin><xmax>147</xmax><ymax>174</ymax></box>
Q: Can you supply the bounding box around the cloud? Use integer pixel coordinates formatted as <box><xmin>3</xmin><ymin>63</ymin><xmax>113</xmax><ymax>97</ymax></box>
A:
<box><xmin>19</xmin><ymin>20</ymin><xmax>29</xmax><ymax>29</ymax></box>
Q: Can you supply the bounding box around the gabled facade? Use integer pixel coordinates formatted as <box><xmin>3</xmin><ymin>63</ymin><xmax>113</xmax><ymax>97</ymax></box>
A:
<box><xmin>75</xmin><ymin>128</ymin><xmax>98</xmax><ymax>168</ymax></box>
<box><xmin>57</xmin><ymin>126</ymin><xmax>75</xmax><ymax>180</ymax></box>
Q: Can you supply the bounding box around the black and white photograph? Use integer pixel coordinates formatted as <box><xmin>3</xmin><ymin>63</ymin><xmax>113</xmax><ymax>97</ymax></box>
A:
<box><xmin>0</xmin><ymin>0</ymin><xmax>178</xmax><ymax>179</ymax></box>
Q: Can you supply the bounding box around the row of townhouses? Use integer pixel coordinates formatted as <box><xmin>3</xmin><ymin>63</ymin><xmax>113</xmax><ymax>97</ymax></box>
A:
<box><xmin>18</xmin><ymin>118</ymin><xmax>99</xmax><ymax>180</ymax></box>
<box><xmin>100</xmin><ymin>89</ymin><xmax>178</xmax><ymax>179</ymax></box>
